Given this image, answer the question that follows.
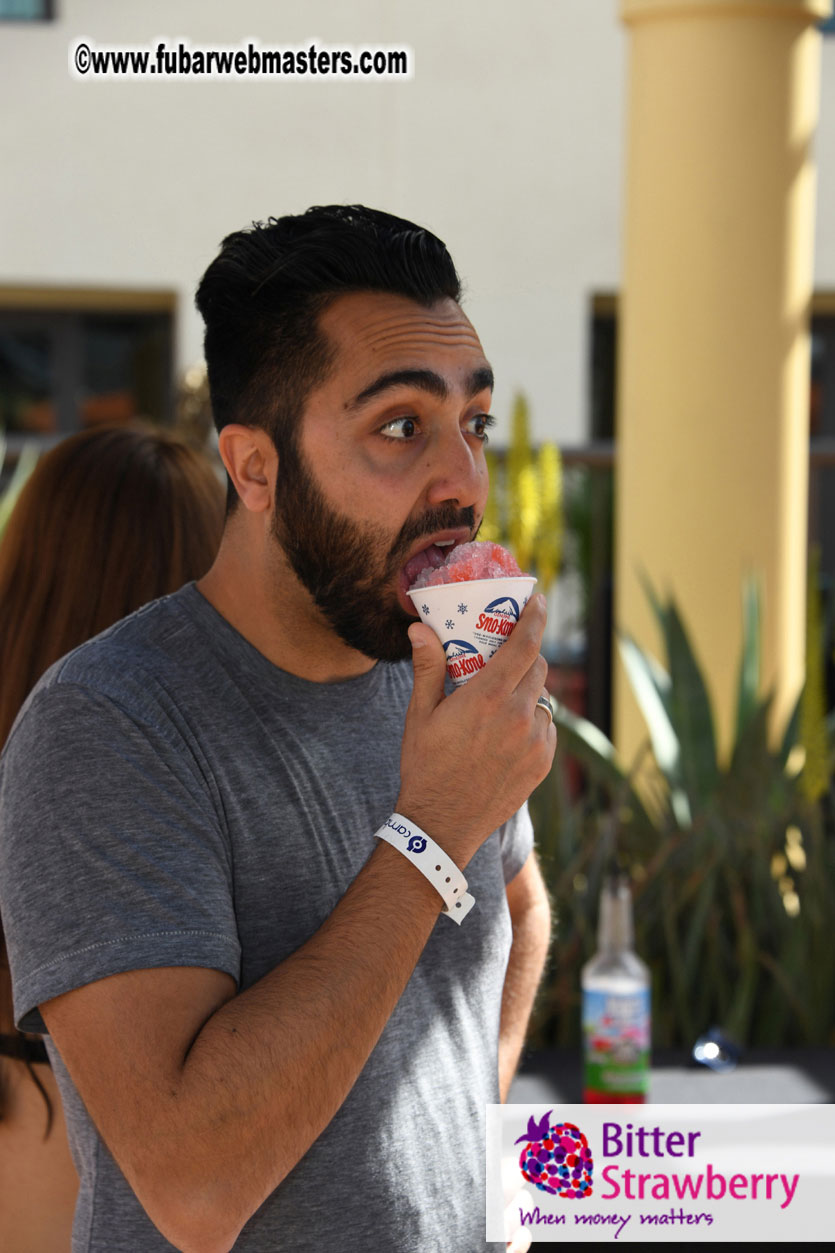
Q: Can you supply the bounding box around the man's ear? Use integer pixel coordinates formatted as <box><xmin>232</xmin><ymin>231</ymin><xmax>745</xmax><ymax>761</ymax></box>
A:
<box><xmin>217</xmin><ymin>425</ymin><xmax>277</xmax><ymax>514</ymax></box>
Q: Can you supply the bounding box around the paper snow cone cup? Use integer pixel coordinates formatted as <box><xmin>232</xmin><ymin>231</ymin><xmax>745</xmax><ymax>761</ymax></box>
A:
<box><xmin>407</xmin><ymin>577</ymin><xmax>537</xmax><ymax>687</ymax></box>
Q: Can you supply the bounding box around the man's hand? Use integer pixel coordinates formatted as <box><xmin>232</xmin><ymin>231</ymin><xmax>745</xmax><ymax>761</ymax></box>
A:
<box><xmin>506</xmin><ymin>1196</ymin><xmax>533</xmax><ymax>1253</ymax></box>
<box><xmin>396</xmin><ymin>594</ymin><xmax>556</xmax><ymax>868</ymax></box>
<box><xmin>503</xmin><ymin>1157</ymin><xmax>534</xmax><ymax>1252</ymax></box>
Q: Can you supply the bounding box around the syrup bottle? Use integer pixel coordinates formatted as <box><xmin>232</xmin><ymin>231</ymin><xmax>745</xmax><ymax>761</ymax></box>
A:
<box><xmin>582</xmin><ymin>869</ymin><xmax>650</xmax><ymax>1103</ymax></box>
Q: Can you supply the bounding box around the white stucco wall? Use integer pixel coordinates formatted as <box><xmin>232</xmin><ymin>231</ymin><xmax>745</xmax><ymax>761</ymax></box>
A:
<box><xmin>1</xmin><ymin>1</ymin><xmax>833</xmax><ymax>444</ymax></box>
<box><xmin>0</xmin><ymin>0</ymin><xmax>626</xmax><ymax>445</ymax></box>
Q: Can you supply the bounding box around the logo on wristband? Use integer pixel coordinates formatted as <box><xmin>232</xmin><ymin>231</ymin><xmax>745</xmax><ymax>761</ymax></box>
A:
<box><xmin>384</xmin><ymin>816</ymin><xmax>426</xmax><ymax>856</ymax></box>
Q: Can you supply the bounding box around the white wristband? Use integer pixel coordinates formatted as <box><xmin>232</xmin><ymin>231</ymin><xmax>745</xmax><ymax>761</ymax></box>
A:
<box><xmin>375</xmin><ymin>813</ymin><xmax>475</xmax><ymax>924</ymax></box>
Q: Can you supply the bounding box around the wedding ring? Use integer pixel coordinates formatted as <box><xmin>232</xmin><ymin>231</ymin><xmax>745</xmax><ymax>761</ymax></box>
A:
<box><xmin>535</xmin><ymin>692</ymin><xmax>554</xmax><ymax>724</ymax></box>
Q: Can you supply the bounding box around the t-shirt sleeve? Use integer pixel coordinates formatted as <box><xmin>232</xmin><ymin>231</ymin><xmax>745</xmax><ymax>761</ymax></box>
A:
<box><xmin>0</xmin><ymin>682</ymin><xmax>241</xmax><ymax>1034</ymax></box>
<box><xmin>498</xmin><ymin>801</ymin><xmax>535</xmax><ymax>885</ymax></box>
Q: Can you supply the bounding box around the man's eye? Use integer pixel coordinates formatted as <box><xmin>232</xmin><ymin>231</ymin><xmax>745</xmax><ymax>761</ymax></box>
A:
<box><xmin>467</xmin><ymin>413</ymin><xmax>496</xmax><ymax>441</ymax></box>
<box><xmin>380</xmin><ymin>416</ymin><xmax>419</xmax><ymax>440</ymax></box>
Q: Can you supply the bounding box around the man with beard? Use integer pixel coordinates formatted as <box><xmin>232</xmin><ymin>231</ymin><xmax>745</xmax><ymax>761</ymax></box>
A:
<box><xmin>0</xmin><ymin>206</ymin><xmax>555</xmax><ymax>1252</ymax></box>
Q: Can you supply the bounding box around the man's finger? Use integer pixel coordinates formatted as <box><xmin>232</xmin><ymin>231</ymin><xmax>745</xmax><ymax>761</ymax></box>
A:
<box><xmin>535</xmin><ymin>691</ymin><xmax>554</xmax><ymax>725</ymax></box>
<box><xmin>504</xmin><ymin>1185</ymin><xmax>534</xmax><ymax>1252</ymax></box>
<box><xmin>513</xmin><ymin>652</ymin><xmax>549</xmax><ymax>706</ymax></box>
<box><xmin>406</xmin><ymin>622</ymin><xmax>447</xmax><ymax>716</ymax></box>
<box><xmin>477</xmin><ymin>595</ymin><xmax>547</xmax><ymax>696</ymax></box>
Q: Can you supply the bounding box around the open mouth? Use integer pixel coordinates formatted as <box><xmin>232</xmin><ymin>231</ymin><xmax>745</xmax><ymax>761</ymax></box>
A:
<box><xmin>402</xmin><ymin>539</ymin><xmax>457</xmax><ymax>587</ymax></box>
<box><xmin>398</xmin><ymin>534</ymin><xmax>467</xmax><ymax>612</ymax></box>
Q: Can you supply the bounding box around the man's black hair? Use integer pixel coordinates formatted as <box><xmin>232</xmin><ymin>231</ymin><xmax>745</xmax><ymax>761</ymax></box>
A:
<box><xmin>195</xmin><ymin>205</ymin><xmax>462</xmax><ymax>510</ymax></box>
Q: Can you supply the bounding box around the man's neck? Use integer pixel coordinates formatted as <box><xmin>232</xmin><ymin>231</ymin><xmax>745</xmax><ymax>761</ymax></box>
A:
<box><xmin>196</xmin><ymin>533</ymin><xmax>377</xmax><ymax>684</ymax></box>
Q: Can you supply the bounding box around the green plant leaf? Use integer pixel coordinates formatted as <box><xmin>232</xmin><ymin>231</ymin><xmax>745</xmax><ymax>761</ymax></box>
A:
<box><xmin>663</xmin><ymin>601</ymin><xmax>719</xmax><ymax>807</ymax></box>
<box><xmin>638</xmin><ymin>568</ymin><xmax>667</xmax><ymax>639</ymax></box>
<box><xmin>550</xmin><ymin>703</ymin><xmax>656</xmax><ymax>835</ymax></box>
<box><xmin>779</xmin><ymin>691</ymin><xmax>802</xmax><ymax>771</ymax></box>
<box><xmin>681</xmin><ymin>864</ymin><xmax>719</xmax><ymax>988</ymax></box>
<box><xmin>618</xmin><ymin>635</ymin><xmax>679</xmax><ymax>774</ymax></box>
<box><xmin>735</xmin><ymin>576</ymin><xmax>761</xmax><ymax>743</ymax></box>
<box><xmin>617</xmin><ymin>634</ymin><xmax>692</xmax><ymax>826</ymax></box>
<box><xmin>722</xmin><ymin>696</ymin><xmax>774</xmax><ymax>819</ymax></box>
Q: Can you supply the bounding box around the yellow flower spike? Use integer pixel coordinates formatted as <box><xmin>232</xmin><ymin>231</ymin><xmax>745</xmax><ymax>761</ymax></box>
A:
<box><xmin>480</xmin><ymin>447</ymin><xmax>503</xmax><ymax>544</ymax></box>
<box><xmin>507</xmin><ymin>392</ymin><xmax>536</xmax><ymax>569</ymax></box>
<box><xmin>536</xmin><ymin>443</ymin><xmax>564</xmax><ymax>595</ymax></box>
<box><xmin>784</xmin><ymin>825</ymin><xmax>806</xmax><ymax>872</ymax></box>
<box><xmin>783</xmin><ymin>892</ymin><xmax>801</xmax><ymax>918</ymax></box>
<box><xmin>786</xmin><ymin>843</ymin><xmax>806</xmax><ymax>872</ymax></box>
<box><xmin>516</xmin><ymin>460</ymin><xmax>540</xmax><ymax>574</ymax></box>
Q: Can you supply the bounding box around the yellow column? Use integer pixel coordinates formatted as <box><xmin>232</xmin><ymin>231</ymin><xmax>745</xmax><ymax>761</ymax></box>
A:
<box><xmin>615</xmin><ymin>0</ymin><xmax>831</xmax><ymax>766</ymax></box>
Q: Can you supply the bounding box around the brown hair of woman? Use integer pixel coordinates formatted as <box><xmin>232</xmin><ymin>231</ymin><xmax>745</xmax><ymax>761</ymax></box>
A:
<box><xmin>0</xmin><ymin>423</ymin><xmax>224</xmax><ymax>1252</ymax></box>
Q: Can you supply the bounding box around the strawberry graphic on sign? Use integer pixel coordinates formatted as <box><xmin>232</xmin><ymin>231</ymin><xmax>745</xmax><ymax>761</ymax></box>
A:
<box><xmin>515</xmin><ymin>1111</ymin><xmax>593</xmax><ymax>1198</ymax></box>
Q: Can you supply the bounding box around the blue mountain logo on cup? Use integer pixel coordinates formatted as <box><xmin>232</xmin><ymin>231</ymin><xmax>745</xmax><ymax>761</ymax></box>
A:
<box><xmin>483</xmin><ymin>595</ymin><xmax>520</xmax><ymax>621</ymax></box>
<box><xmin>474</xmin><ymin>596</ymin><xmax>521</xmax><ymax>640</ymax></box>
<box><xmin>443</xmin><ymin>638</ymin><xmax>485</xmax><ymax>681</ymax></box>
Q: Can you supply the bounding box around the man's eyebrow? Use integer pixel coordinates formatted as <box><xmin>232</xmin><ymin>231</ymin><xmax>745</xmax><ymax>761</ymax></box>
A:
<box><xmin>345</xmin><ymin>366</ymin><xmax>494</xmax><ymax>412</ymax></box>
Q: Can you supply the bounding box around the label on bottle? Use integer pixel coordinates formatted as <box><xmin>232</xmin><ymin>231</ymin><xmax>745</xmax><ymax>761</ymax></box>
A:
<box><xmin>582</xmin><ymin>987</ymin><xmax>650</xmax><ymax>1098</ymax></box>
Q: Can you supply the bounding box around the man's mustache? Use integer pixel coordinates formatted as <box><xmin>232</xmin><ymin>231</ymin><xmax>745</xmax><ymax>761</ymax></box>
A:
<box><xmin>392</xmin><ymin>505</ymin><xmax>477</xmax><ymax>560</ymax></box>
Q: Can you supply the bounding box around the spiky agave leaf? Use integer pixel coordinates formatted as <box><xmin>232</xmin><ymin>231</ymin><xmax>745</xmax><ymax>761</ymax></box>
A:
<box><xmin>618</xmin><ymin>633</ymin><xmax>692</xmax><ymax>828</ymax></box>
<box><xmin>536</xmin><ymin>442</ymin><xmax>563</xmax><ymax>594</ymax></box>
<box><xmin>636</xmin><ymin>573</ymin><xmax>719</xmax><ymax>806</ymax></box>
<box><xmin>735</xmin><ymin>575</ymin><xmax>761</xmax><ymax>744</ymax></box>
<box><xmin>551</xmin><ymin>701</ymin><xmax>656</xmax><ymax>837</ymax></box>
<box><xmin>663</xmin><ymin>599</ymin><xmax>719</xmax><ymax>807</ymax></box>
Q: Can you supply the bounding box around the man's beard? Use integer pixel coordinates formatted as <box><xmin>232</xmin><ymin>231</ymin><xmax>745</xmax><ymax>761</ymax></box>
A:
<box><xmin>271</xmin><ymin>439</ymin><xmax>476</xmax><ymax>663</ymax></box>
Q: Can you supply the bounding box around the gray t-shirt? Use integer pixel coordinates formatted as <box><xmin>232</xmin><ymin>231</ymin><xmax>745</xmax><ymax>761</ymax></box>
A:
<box><xmin>0</xmin><ymin>584</ymin><xmax>532</xmax><ymax>1252</ymax></box>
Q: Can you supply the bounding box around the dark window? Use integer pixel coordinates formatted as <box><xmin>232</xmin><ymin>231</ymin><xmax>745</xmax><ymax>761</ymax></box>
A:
<box><xmin>0</xmin><ymin>1</ymin><xmax>54</xmax><ymax>20</ymax></box>
<box><xmin>807</xmin><ymin>312</ymin><xmax>835</xmax><ymax>569</ymax></box>
<box><xmin>0</xmin><ymin>307</ymin><xmax>174</xmax><ymax>436</ymax></box>
<box><xmin>589</xmin><ymin>298</ymin><xmax>617</xmax><ymax>441</ymax></box>
<box><xmin>809</xmin><ymin>313</ymin><xmax>835</xmax><ymax>710</ymax></box>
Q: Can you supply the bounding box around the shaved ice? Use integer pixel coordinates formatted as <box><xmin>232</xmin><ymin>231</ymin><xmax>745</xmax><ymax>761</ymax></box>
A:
<box><xmin>408</xmin><ymin>541</ymin><xmax>525</xmax><ymax>590</ymax></box>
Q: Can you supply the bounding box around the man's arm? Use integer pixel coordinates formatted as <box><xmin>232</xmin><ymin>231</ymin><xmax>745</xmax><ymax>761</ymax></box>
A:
<box><xmin>40</xmin><ymin>599</ymin><xmax>556</xmax><ymax>1253</ymax></box>
<box><xmin>42</xmin><ymin>847</ymin><xmax>445</xmax><ymax>1253</ymax></box>
<box><xmin>498</xmin><ymin>850</ymin><xmax>552</xmax><ymax>1102</ymax></box>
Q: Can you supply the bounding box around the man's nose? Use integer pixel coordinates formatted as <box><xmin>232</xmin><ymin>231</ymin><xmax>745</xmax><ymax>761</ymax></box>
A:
<box><xmin>424</xmin><ymin>428</ymin><xmax>487</xmax><ymax>510</ymax></box>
